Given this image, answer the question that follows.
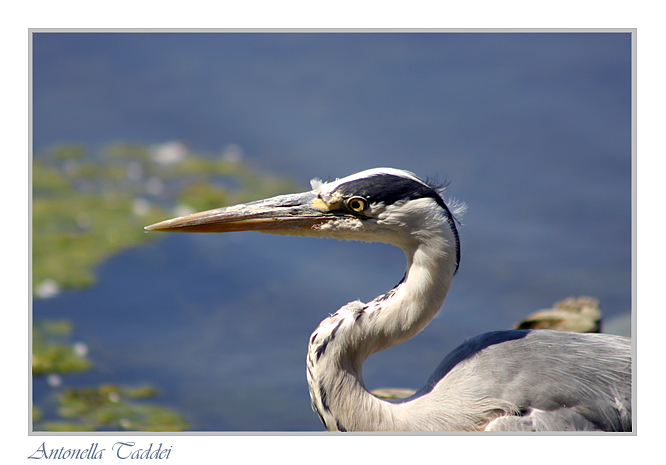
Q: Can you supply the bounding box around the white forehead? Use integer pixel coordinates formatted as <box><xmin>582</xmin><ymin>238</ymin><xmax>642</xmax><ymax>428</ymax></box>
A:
<box><xmin>310</xmin><ymin>168</ymin><xmax>425</xmax><ymax>195</ymax></box>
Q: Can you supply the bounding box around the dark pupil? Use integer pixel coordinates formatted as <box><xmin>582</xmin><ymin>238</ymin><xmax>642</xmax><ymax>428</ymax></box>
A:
<box><xmin>350</xmin><ymin>200</ymin><xmax>362</xmax><ymax>210</ymax></box>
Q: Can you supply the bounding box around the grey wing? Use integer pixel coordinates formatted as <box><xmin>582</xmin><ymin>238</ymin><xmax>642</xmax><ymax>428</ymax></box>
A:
<box><xmin>422</xmin><ymin>330</ymin><xmax>632</xmax><ymax>432</ymax></box>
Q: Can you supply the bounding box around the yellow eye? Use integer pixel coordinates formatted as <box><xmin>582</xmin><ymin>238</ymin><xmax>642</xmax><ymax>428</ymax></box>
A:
<box><xmin>347</xmin><ymin>197</ymin><xmax>367</xmax><ymax>213</ymax></box>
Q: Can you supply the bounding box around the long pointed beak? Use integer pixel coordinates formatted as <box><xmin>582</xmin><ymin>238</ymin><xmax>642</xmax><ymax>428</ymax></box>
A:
<box><xmin>145</xmin><ymin>191</ymin><xmax>342</xmax><ymax>234</ymax></box>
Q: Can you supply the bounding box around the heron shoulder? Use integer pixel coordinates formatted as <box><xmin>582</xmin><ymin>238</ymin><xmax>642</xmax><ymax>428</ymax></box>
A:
<box><xmin>416</xmin><ymin>330</ymin><xmax>631</xmax><ymax>399</ymax></box>
<box><xmin>405</xmin><ymin>329</ymin><xmax>631</xmax><ymax>431</ymax></box>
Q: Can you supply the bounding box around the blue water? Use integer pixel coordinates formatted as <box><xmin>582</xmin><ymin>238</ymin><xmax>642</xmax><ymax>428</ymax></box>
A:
<box><xmin>32</xmin><ymin>32</ymin><xmax>632</xmax><ymax>431</ymax></box>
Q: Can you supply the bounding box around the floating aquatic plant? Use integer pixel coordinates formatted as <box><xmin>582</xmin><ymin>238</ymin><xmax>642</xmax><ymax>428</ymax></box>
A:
<box><xmin>32</xmin><ymin>141</ymin><xmax>297</xmax><ymax>297</ymax></box>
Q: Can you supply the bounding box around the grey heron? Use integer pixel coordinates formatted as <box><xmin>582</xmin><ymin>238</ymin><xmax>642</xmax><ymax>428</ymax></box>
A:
<box><xmin>145</xmin><ymin>167</ymin><xmax>632</xmax><ymax>432</ymax></box>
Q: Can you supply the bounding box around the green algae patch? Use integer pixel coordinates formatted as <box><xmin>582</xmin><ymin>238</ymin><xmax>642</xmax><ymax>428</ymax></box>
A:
<box><xmin>32</xmin><ymin>142</ymin><xmax>297</xmax><ymax>297</ymax></box>
<box><xmin>32</xmin><ymin>318</ymin><xmax>191</xmax><ymax>432</ymax></box>
<box><xmin>32</xmin><ymin>319</ymin><xmax>92</xmax><ymax>376</ymax></box>
<box><xmin>35</xmin><ymin>384</ymin><xmax>190</xmax><ymax>432</ymax></box>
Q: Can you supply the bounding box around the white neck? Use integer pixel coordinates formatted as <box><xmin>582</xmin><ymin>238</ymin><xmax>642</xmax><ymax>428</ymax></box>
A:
<box><xmin>306</xmin><ymin>209</ymin><xmax>459</xmax><ymax>431</ymax></box>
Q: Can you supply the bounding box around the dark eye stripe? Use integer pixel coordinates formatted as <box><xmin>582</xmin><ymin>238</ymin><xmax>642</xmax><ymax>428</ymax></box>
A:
<box><xmin>332</xmin><ymin>174</ymin><xmax>461</xmax><ymax>274</ymax></box>
<box><xmin>333</xmin><ymin>174</ymin><xmax>436</xmax><ymax>206</ymax></box>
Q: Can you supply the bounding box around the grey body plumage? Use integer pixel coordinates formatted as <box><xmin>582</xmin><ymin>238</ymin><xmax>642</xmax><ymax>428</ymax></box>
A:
<box><xmin>146</xmin><ymin>167</ymin><xmax>632</xmax><ymax>432</ymax></box>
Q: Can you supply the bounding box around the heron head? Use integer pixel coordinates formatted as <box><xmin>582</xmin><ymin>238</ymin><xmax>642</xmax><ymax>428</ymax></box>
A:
<box><xmin>145</xmin><ymin>168</ymin><xmax>463</xmax><ymax>271</ymax></box>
